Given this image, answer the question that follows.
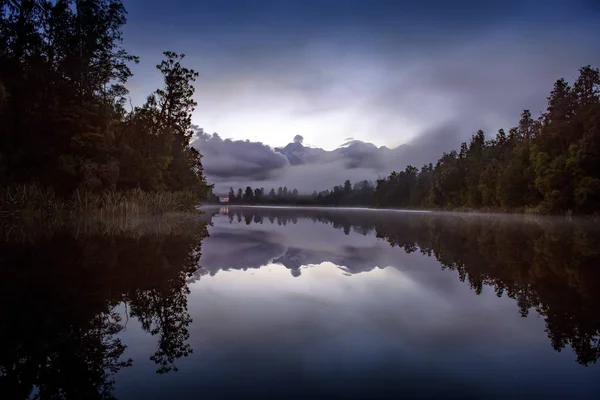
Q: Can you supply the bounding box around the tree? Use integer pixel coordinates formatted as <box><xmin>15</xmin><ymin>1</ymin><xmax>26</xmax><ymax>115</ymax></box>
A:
<box><xmin>574</xmin><ymin>65</ymin><xmax>600</xmax><ymax>109</ymax></box>
<box><xmin>243</xmin><ymin>186</ymin><xmax>254</xmax><ymax>202</ymax></box>
<box><xmin>518</xmin><ymin>110</ymin><xmax>535</xmax><ymax>140</ymax></box>
<box><xmin>344</xmin><ymin>180</ymin><xmax>352</xmax><ymax>194</ymax></box>
<box><xmin>370</xmin><ymin>64</ymin><xmax>599</xmax><ymax>215</ymax></box>
<box><xmin>0</xmin><ymin>2</ymin><xmax>210</xmax><ymax>202</ymax></box>
<box><xmin>0</xmin><ymin>0</ymin><xmax>138</xmax><ymax>193</ymax></box>
<box><xmin>129</xmin><ymin>51</ymin><xmax>207</xmax><ymax>194</ymax></box>
<box><xmin>115</xmin><ymin>51</ymin><xmax>210</xmax><ymax>197</ymax></box>
<box><xmin>546</xmin><ymin>79</ymin><xmax>574</xmax><ymax>125</ymax></box>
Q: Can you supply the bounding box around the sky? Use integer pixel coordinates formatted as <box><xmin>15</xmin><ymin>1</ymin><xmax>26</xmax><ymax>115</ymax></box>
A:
<box><xmin>120</xmin><ymin>0</ymin><xmax>600</xmax><ymax>192</ymax></box>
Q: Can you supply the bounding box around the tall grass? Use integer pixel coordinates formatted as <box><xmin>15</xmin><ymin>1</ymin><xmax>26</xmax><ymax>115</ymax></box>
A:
<box><xmin>0</xmin><ymin>212</ymin><xmax>212</xmax><ymax>244</ymax></box>
<box><xmin>0</xmin><ymin>184</ymin><xmax>202</xmax><ymax>221</ymax></box>
<box><xmin>0</xmin><ymin>184</ymin><xmax>63</xmax><ymax>219</ymax></box>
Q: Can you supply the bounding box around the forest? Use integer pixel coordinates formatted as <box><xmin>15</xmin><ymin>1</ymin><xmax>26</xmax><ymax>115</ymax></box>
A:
<box><xmin>0</xmin><ymin>0</ymin><xmax>211</xmax><ymax>215</ymax></box>
<box><xmin>375</xmin><ymin>65</ymin><xmax>600</xmax><ymax>214</ymax></box>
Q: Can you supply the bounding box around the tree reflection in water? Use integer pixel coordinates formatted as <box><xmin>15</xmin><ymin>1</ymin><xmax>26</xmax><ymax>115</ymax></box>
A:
<box><xmin>2</xmin><ymin>207</ymin><xmax>599</xmax><ymax>398</ymax></box>
<box><xmin>0</xmin><ymin>217</ymin><xmax>208</xmax><ymax>398</ymax></box>
<box><xmin>223</xmin><ymin>207</ymin><xmax>600</xmax><ymax>366</ymax></box>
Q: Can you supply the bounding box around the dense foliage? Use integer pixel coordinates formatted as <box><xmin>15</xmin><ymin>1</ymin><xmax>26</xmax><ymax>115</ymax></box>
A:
<box><xmin>227</xmin><ymin>180</ymin><xmax>376</xmax><ymax>206</ymax></box>
<box><xmin>375</xmin><ymin>66</ymin><xmax>600</xmax><ymax>214</ymax></box>
<box><xmin>0</xmin><ymin>1</ymin><xmax>210</xmax><ymax>202</ymax></box>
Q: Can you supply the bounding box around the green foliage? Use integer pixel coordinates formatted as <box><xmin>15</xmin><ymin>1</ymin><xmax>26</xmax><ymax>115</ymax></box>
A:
<box><xmin>0</xmin><ymin>1</ymin><xmax>210</xmax><ymax>205</ymax></box>
<box><xmin>375</xmin><ymin>65</ymin><xmax>600</xmax><ymax>215</ymax></box>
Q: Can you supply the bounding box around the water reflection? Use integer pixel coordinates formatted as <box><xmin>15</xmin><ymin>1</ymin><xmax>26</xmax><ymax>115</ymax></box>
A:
<box><xmin>1</xmin><ymin>208</ymin><xmax>599</xmax><ymax>399</ymax></box>
<box><xmin>207</xmin><ymin>207</ymin><xmax>600</xmax><ymax>366</ymax></box>
<box><xmin>0</xmin><ymin>217</ymin><xmax>208</xmax><ymax>398</ymax></box>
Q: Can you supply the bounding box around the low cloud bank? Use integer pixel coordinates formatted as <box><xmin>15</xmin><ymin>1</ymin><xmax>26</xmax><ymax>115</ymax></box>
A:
<box><xmin>193</xmin><ymin>124</ymin><xmax>467</xmax><ymax>194</ymax></box>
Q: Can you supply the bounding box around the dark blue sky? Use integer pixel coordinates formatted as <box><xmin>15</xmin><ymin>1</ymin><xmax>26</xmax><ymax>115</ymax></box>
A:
<box><xmin>121</xmin><ymin>0</ymin><xmax>600</xmax><ymax>149</ymax></box>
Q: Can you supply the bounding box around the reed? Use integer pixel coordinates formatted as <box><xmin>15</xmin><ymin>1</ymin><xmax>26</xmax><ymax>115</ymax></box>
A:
<box><xmin>0</xmin><ymin>183</ymin><xmax>64</xmax><ymax>219</ymax></box>
<box><xmin>0</xmin><ymin>184</ymin><xmax>202</xmax><ymax>221</ymax></box>
<box><xmin>0</xmin><ymin>212</ymin><xmax>211</xmax><ymax>244</ymax></box>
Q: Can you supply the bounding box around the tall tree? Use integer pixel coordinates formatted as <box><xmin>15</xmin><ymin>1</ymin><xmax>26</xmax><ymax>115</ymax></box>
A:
<box><xmin>243</xmin><ymin>186</ymin><xmax>254</xmax><ymax>202</ymax></box>
<box><xmin>0</xmin><ymin>1</ymin><xmax>210</xmax><ymax>201</ymax></box>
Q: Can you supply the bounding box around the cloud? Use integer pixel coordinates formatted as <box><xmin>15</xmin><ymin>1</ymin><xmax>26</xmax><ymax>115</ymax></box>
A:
<box><xmin>163</xmin><ymin>0</ymin><xmax>600</xmax><ymax>194</ymax></box>
<box><xmin>195</xmin><ymin>208</ymin><xmax>398</xmax><ymax>279</ymax></box>
<box><xmin>197</xmin><ymin>123</ymin><xmax>469</xmax><ymax>194</ymax></box>
<box><xmin>195</xmin><ymin>227</ymin><xmax>287</xmax><ymax>278</ymax></box>
<box><xmin>214</xmin><ymin>160</ymin><xmax>380</xmax><ymax>194</ymax></box>
<box><xmin>191</xmin><ymin>129</ymin><xmax>289</xmax><ymax>184</ymax></box>
<box><xmin>194</xmin><ymin>122</ymin><xmax>471</xmax><ymax>194</ymax></box>
<box><xmin>125</xmin><ymin>0</ymin><xmax>600</xmax><ymax>153</ymax></box>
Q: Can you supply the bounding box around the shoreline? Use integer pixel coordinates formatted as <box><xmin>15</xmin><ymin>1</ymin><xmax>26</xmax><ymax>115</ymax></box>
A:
<box><xmin>202</xmin><ymin>204</ymin><xmax>597</xmax><ymax>221</ymax></box>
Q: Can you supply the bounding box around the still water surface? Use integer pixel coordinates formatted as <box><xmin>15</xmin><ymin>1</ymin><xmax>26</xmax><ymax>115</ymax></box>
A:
<box><xmin>1</xmin><ymin>207</ymin><xmax>599</xmax><ymax>399</ymax></box>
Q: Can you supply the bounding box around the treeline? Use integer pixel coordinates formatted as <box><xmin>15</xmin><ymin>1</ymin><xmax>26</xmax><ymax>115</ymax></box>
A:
<box><xmin>0</xmin><ymin>1</ymin><xmax>210</xmax><ymax>205</ymax></box>
<box><xmin>227</xmin><ymin>180</ymin><xmax>375</xmax><ymax>206</ymax></box>
<box><xmin>375</xmin><ymin>66</ymin><xmax>600</xmax><ymax>214</ymax></box>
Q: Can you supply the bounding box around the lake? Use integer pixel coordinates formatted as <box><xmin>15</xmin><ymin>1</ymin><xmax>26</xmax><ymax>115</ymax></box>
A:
<box><xmin>1</xmin><ymin>207</ymin><xmax>599</xmax><ymax>399</ymax></box>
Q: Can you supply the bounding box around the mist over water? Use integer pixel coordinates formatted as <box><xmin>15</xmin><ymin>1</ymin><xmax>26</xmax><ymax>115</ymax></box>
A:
<box><xmin>1</xmin><ymin>208</ymin><xmax>599</xmax><ymax>399</ymax></box>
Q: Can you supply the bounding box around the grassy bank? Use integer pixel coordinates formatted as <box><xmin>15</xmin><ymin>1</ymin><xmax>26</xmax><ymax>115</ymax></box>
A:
<box><xmin>0</xmin><ymin>184</ymin><xmax>203</xmax><ymax>221</ymax></box>
<box><xmin>0</xmin><ymin>212</ymin><xmax>212</xmax><ymax>244</ymax></box>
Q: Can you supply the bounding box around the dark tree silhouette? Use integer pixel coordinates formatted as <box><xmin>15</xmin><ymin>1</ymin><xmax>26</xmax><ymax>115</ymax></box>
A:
<box><xmin>228</xmin><ymin>180</ymin><xmax>376</xmax><ymax>206</ymax></box>
<box><xmin>0</xmin><ymin>219</ymin><xmax>209</xmax><ymax>397</ymax></box>
<box><xmin>0</xmin><ymin>1</ymin><xmax>209</xmax><ymax>200</ymax></box>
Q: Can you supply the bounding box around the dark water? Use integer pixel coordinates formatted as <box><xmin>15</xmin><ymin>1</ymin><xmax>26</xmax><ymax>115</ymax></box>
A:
<box><xmin>1</xmin><ymin>207</ymin><xmax>600</xmax><ymax>399</ymax></box>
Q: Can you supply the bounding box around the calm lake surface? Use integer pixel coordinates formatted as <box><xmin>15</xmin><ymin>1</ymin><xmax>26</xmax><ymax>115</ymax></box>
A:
<box><xmin>1</xmin><ymin>207</ymin><xmax>599</xmax><ymax>399</ymax></box>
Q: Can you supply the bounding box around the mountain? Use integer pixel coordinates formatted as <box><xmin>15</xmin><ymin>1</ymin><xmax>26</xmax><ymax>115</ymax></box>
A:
<box><xmin>274</xmin><ymin>139</ymin><xmax>409</xmax><ymax>171</ymax></box>
<box><xmin>273</xmin><ymin>142</ymin><xmax>326</xmax><ymax>165</ymax></box>
<box><xmin>333</xmin><ymin>140</ymin><xmax>388</xmax><ymax>170</ymax></box>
